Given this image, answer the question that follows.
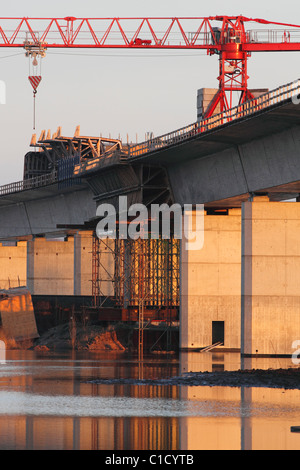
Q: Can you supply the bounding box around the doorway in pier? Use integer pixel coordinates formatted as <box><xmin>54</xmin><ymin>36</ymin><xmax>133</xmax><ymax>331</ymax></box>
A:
<box><xmin>212</xmin><ymin>321</ymin><xmax>224</xmax><ymax>345</ymax></box>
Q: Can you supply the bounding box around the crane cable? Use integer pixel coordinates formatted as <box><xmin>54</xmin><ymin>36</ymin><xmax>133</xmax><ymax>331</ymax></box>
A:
<box><xmin>28</xmin><ymin>52</ymin><xmax>42</xmax><ymax>130</ymax></box>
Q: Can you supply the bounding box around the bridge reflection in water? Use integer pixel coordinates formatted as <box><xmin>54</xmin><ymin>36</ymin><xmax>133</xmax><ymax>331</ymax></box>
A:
<box><xmin>0</xmin><ymin>350</ymin><xmax>299</xmax><ymax>450</ymax></box>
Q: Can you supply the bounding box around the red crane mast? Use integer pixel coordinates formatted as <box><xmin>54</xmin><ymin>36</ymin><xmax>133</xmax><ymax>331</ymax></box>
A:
<box><xmin>1</xmin><ymin>15</ymin><xmax>300</xmax><ymax>117</ymax></box>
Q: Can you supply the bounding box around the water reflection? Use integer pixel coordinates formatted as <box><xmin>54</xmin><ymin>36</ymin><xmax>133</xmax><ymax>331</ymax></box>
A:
<box><xmin>180</xmin><ymin>352</ymin><xmax>300</xmax><ymax>450</ymax></box>
<box><xmin>0</xmin><ymin>350</ymin><xmax>299</xmax><ymax>450</ymax></box>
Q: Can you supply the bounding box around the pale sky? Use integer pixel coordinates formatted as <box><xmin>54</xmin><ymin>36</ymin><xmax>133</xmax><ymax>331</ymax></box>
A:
<box><xmin>0</xmin><ymin>0</ymin><xmax>299</xmax><ymax>184</ymax></box>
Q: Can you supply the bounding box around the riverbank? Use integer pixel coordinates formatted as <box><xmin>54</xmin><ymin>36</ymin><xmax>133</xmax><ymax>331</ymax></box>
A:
<box><xmin>32</xmin><ymin>322</ymin><xmax>300</xmax><ymax>390</ymax></box>
<box><xmin>31</xmin><ymin>320</ymin><xmax>178</xmax><ymax>353</ymax></box>
<box><xmin>33</xmin><ymin>322</ymin><xmax>131</xmax><ymax>352</ymax></box>
<box><xmin>2</xmin><ymin>322</ymin><xmax>300</xmax><ymax>389</ymax></box>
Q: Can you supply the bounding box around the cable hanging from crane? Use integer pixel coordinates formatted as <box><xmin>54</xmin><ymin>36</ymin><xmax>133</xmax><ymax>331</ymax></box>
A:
<box><xmin>25</xmin><ymin>38</ymin><xmax>46</xmax><ymax>130</ymax></box>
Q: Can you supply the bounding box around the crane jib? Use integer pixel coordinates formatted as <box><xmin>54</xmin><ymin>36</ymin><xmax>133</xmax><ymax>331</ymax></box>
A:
<box><xmin>1</xmin><ymin>15</ymin><xmax>300</xmax><ymax>119</ymax></box>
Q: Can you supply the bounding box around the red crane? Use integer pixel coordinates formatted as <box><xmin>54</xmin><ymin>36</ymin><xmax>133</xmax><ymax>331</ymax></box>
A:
<box><xmin>1</xmin><ymin>15</ymin><xmax>300</xmax><ymax>117</ymax></box>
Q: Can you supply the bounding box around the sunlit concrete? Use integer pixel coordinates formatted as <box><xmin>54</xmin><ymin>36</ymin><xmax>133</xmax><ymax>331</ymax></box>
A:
<box><xmin>0</xmin><ymin>232</ymin><xmax>116</xmax><ymax>298</ymax></box>
<box><xmin>27</xmin><ymin>237</ymin><xmax>75</xmax><ymax>296</ymax></box>
<box><xmin>180</xmin><ymin>209</ymin><xmax>241</xmax><ymax>350</ymax></box>
<box><xmin>241</xmin><ymin>196</ymin><xmax>300</xmax><ymax>356</ymax></box>
<box><xmin>74</xmin><ymin>231</ymin><xmax>93</xmax><ymax>296</ymax></box>
<box><xmin>0</xmin><ymin>241</ymin><xmax>26</xmax><ymax>290</ymax></box>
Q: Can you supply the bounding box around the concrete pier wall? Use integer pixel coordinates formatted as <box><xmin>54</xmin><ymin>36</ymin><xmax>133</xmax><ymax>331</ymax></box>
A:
<box><xmin>0</xmin><ymin>233</ymin><xmax>116</xmax><ymax>299</ymax></box>
<box><xmin>27</xmin><ymin>237</ymin><xmax>75</xmax><ymax>296</ymax></box>
<box><xmin>241</xmin><ymin>197</ymin><xmax>300</xmax><ymax>356</ymax></box>
<box><xmin>74</xmin><ymin>231</ymin><xmax>94</xmax><ymax>296</ymax></box>
<box><xmin>180</xmin><ymin>199</ymin><xmax>300</xmax><ymax>356</ymax></box>
<box><xmin>180</xmin><ymin>209</ymin><xmax>241</xmax><ymax>350</ymax></box>
<box><xmin>0</xmin><ymin>242</ymin><xmax>27</xmax><ymax>290</ymax></box>
<box><xmin>0</xmin><ymin>232</ymin><xmax>95</xmax><ymax>297</ymax></box>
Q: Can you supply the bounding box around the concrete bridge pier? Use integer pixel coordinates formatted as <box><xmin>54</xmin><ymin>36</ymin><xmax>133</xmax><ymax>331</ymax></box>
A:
<box><xmin>0</xmin><ymin>241</ymin><xmax>27</xmax><ymax>289</ymax></box>
<box><xmin>180</xmin><ymin>208</ymin><xmax>241</xmax><ymax>351</ymax></box>
<box><xmin>73</xmin><ymin>231</ymin><xmax>94</xmax><ymax>296</ymax></box>
<box><xmin>180</xmin><ymin>196</ymin><xmax>300</xmax><ymax>357</ymax></box>
<box><xmin>27</xmin><ymin>236</ymin><xmax>75</xmax><ymax>296</ymax></box>
<box><xmin>26</xmin><ymin>231</ymin><xmax>94</xmax><ymax>297</ymax></box>
<box><xmin>241</xmin><ymin>196</ymin><xmax>300</xmax><ymax>357</ymax></box>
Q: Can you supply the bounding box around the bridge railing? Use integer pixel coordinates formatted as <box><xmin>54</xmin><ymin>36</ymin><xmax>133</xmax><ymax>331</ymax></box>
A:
<box><xmin>0</xmin><ymin>171</ymin><xmax>58</xmax><ymax>196</ymax></box>
<box><xmin>128</xmin><ymin>78</ymin><xmax>300</xmax><ymax>157</ymax></box>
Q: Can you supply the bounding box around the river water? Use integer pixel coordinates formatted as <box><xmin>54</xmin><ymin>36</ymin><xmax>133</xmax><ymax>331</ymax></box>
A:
<box><xmin>0</xmin><ymin>349</ymin><xmax>299</xmax><ymax>450</ymax></box>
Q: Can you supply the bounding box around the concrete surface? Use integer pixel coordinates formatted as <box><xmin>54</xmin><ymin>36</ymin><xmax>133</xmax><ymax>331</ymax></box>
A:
<box><xmin>0</xmin><ymin>241</ymin><xmax>26</xmax><ymax>290</ymax></box>
<box><xmin>241</xmin><ymin>197</ymin><xmax>300</xmax><ymax>356</ymax></box>
<box><xmin>180</xmin><ymin>209</ymin><xmax>241</xmax><ymax>350</ymax></box>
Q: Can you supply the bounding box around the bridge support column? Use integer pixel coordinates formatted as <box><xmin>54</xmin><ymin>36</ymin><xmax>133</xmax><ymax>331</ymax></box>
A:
<box><xmin>74</xmin><ymin>230</ymin><xmax>93</xmax><ymax>296</ymax></box>
<box><xmin>0</xmin><ymin>241</ymin><xmax>27</xmax><ymax>289</ymax></box>
<box><xmin>27</xmin><ymin>237</ymin><xmax>74</xmax><ymax>295</ymax></box>
<box><xmin>241</xmin><ymin>196</ymin><xmax>300</xmax><ymax>357</ymax></box>
<box><xmin>180</xmin><ymin>209</ymin><xmax>241</xmax><ymax>350</ymax></box>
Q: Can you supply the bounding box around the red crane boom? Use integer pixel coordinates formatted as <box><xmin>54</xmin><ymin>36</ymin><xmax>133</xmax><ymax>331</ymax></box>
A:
<box><xmin>1</xmin><ymin>15</ymin><xmax>300</xmax><ymax>117</ymax></box>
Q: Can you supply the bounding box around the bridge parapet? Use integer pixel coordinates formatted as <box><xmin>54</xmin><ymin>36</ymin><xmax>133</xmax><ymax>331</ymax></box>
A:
<box><xmin>0</xmin><ymin>171</ymin><xmax>58</xmax><ymax>196</ymax></box>
<box><xmin>129</xmin><ymin>78</ymin><xmax>300</xmax><ymax>157</ymax></box>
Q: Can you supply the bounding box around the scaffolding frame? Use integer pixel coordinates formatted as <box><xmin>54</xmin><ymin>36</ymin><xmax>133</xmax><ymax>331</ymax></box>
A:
<box><xmin>91</xmin><ymin>233</ymin><xmax>180</xmax><ymax>354</ymax></box>
<box><xmin>92</xmin><ymin>234</ymin><xmax>180</xmax><ymax>310</ymax></box>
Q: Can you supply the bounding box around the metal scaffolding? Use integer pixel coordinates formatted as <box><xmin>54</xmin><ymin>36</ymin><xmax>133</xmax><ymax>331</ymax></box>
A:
<box><xmin>91</xmin><ymin>236</ymin><xmax>116</xmax><ymax>308</ymax></box>
<box><xmin>91</xmin><ymin>233</ymin><xmax>180</xmax><ymax>356</ymax></box>
<box><xmin>92</xmin><ymin>234</ymin><xmax>180</xmax><ymax>311</ymax></box>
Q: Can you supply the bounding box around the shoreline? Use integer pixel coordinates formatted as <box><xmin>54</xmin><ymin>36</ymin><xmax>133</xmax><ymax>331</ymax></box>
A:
<box><xmin>2</xmin><ymin>322</ymin><xmax>300</xmax><ymax>391</ymax></box>
<box><xmin>25</xmin><ymin>321</ymin><xmax>178</xmax><ymax>353</ymax></box>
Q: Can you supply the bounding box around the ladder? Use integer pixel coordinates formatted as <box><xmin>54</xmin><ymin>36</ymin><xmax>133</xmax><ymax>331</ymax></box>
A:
<box><xmin>200</xmin><ymin>342</ymin><xmax>223</xmax><ymax>353</ymax></box>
